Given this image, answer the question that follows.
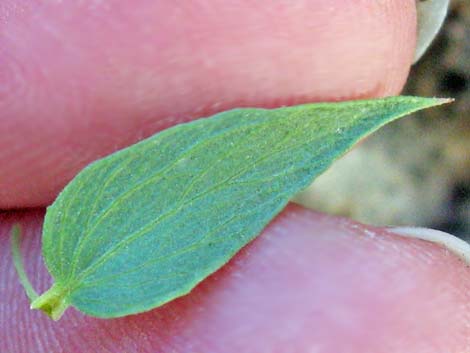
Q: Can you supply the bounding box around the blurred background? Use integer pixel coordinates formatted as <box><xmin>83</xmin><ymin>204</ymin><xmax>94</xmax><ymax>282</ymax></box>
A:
<box><xmin>296</xmin><ymin>0</ymin><xmax>469</xmax><ymax>239</ymax></box>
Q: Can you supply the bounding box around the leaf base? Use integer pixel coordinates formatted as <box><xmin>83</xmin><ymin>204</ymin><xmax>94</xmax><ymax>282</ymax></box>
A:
<box><xmin>31</xmin><ymin>284</ymin><xmax>69</xmax><ymax>321</ymax></box>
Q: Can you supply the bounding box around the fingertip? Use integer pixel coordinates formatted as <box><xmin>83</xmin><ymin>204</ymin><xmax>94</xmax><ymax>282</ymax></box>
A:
<box><xmin>0</xmin><ymin>0</ymin><xmax>418</xmax><ymax>207</ymax></box>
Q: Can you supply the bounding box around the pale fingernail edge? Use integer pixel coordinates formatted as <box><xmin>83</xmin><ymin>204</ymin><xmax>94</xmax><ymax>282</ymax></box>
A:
<box><xmin>414</xmin><ymin>0</ymin><xmax>450</xmax><ymax>63</ymax></box>
<box><xmin>389</xmin><ymin>227</ymin><xmax>470</xmax><ymax>265</ymax></box>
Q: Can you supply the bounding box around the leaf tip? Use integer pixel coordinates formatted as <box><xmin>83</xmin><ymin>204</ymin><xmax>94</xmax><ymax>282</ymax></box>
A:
<box><xmin>433</xmin><ymin>97</ymin><xmax>454</xmax><ymax>105</ymax></box>
<box><xmin>404</xmin><ymin>96</ymin><xmax>454</xmax><ymax>112</ymax></box>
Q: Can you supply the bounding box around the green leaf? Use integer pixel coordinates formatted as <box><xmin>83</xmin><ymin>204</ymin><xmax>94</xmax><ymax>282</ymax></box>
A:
<box><xmin>22</xmin><ymin>96</ymin><xmax>449</xmax><ymax>320</ymax></box>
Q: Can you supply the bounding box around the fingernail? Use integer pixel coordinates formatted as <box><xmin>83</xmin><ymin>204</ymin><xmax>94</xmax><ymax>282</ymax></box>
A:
<box><xmin>414</xmin><ymin>0</ymin><xmax>450</xmax><ymax>63</ymax></box>
<box><xmin>389</xmin><ymin>227</ymin><xmax>470</xmax><ymax>264</ymax></box>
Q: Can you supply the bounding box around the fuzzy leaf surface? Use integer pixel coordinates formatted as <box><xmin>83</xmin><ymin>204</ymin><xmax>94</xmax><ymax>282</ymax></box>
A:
<box><xmin>39</xmin><ymin>96</ymin><xmax>449</xmax><ymax>318</ymax></box>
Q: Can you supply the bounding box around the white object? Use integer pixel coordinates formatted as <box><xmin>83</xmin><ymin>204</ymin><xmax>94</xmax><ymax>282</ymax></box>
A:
<box><xmin>390</xmin><ymin>227</ymin><xmax>470</xmax><ymax>264</ymax></box>
<box><xmin>414</xmin><ymin>0</ymin><xmax>450</xmax><ymax>62</ymax></box>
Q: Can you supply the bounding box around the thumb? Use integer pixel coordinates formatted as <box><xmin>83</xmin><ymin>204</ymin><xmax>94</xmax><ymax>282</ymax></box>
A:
<box><xmin>2</xmin><ymin>205</ymin><xmax>469</xmax><ymax>353</ymax></box>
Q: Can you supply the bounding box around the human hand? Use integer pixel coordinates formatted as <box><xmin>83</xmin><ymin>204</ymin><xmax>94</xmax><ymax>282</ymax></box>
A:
<box><xmin>1</xmin><ymin>1</ymin><xmax>469</xmax><ymax>352</ymax></box>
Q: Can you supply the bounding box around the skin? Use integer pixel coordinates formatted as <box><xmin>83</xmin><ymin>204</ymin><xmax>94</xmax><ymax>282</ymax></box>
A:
<box><xmin>1</xmin><ymin>1</ymin><xmax>469</xmax><ymax>352</ymax></box>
